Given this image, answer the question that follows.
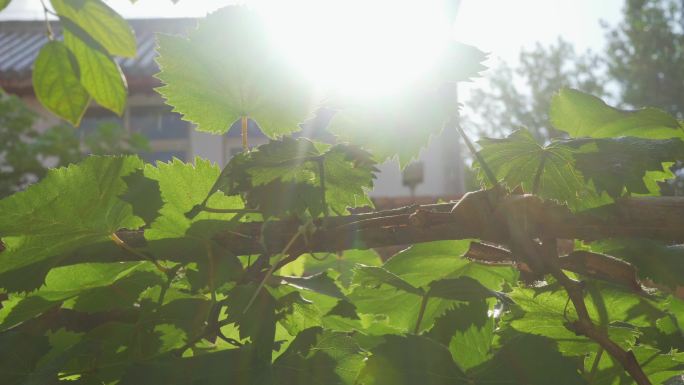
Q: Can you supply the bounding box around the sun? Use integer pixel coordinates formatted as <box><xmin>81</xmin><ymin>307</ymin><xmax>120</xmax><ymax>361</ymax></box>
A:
<box><xmin>252</xmin><ymin>0</ymin><xmax>453</xmax><ymax>98</ymax></box>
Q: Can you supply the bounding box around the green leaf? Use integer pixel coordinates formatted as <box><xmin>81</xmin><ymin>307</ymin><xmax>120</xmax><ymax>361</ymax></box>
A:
<box><xmin>224</xmin><ymin>284</ymin><xmax>277</xmax><ymax>364</ymax></box>
<box><xmin>275</xmin><ymin>290</ymin><xmax>322</xmax><ymax>336</ymax></box>
<box><xmin>320</xmin><ymin>144</ymin><xmax>377</xmax><ymax>213</ymax></box>
<box><xmin>550</xmin><ymin>88</ymin><xmax>683</xmax><ymax>139</ymax></box>
<box><xmin>427</xmin><ymin>301</ymin><xmax>494</xmax><ymax>371</ymax></box>
<box><xmin>589</xmin><ymin>239</ymin><xmax>684</xmax><ymax>290</ymax></box>
<box><xmin>349</xmin><ymin>241</ymin><xmax>516</xmax><ymax>333</ymax></box>
<box><xmin>352</xmin><ymin>266</ymin><xmax>423</xmax><ymax>296</ymax></box>
<box><xmin>280</xmin><ymin>272</ymin><xmax>345</xmax><ymax>299</ymax></box>
<box><xmin>0</xmin><ymin>261</ymin><xmax>160</xmax><ymax>330</ymax></box>
<box><xmin>155</xmin><ymin>6</ymin><xmax>313</xmax><ymax>137</ymax></box>
<box><xmin>118</xmin><ymin>348</ymin><xmax>256</xmax><ymax>385</ymax></box>
<box><xmin>32</xmin><ymin>41</ymin><xmax>90</xmax><ymax>125</ymax></box>
<box><xmin>359</xmin><ymin>334</ymin><xmax>469</xmax><ymax>385</ymax></box>
<box><xmin>564</xmin><ymin>136</ymin><xmax>684</xmax><ymax>198</ymax></box>
<box><xmin>426</xmin><ymin>277</ymin><xmax>500</xmax><ymax>302</ymax></box>
<box><xmin>211</xmin><ymin>138</ymin><xmax>375</xmax><ymax>218</ymax></box>
<box><xmin>289</xmin><ymin>249</ymin><xmax>382</xmax><ymax>287</ymax></box>
<box><xmin>119</xmin><ymin>169</ymin><xmax>163</xmax><ymax>225</ymax></box>
<box><xmin>50</xmin><ymin>0</ymin><xmax>136</xmax><ymax>57</ymax></box>
<box><xmin>274</xmin><ymin>327</ymin><xmax>364</xmax><ymax>385</ymax></box>
<box><xmin>143</xmin><ymin>157</ymin><xmax>244</xmax><ymax>262</ymax></box>
<box><xmin>0</xmin><ymin>156</ymin><xmax>144</xmax><ymax>292</ymax></box>
<box><xmin>327</xmin><ymin>82</ymin><xmax>454</xmax><ymax>167</ymax></box>
<box><xmin>509</xmin><ymin>287</ymin><xmax>646</xmax><ymax>355</ymax></box>
<box><xmin>383</xmin><ymin>241</ymin><xmax>517</xmax><ymax>290</ymax></box>
<box><xmin>63</xmin><ymin>23</ymin><xmax>127</xmax><ymax>115</ymax></box>
<box><xmin>0</xmin><ymin>0</ymin><xmax>11</xmax><ymax>12</ymax></box>
<box><xmin>474</xmin><ymin>334</ymin><xmax>586</xmax><ymax>385</ymax></box>
<box><xmin>477</xmin><ymin>128</ymin><xmax>608</xmax><ymax>210</ymax></box>
<box><xmin>0</xmin><ymin>332</ymin><xmax>51</xmax><ymax>385</ymax></box>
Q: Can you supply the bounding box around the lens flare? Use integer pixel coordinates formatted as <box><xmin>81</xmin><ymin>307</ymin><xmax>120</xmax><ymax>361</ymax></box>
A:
<box><xmin>253</xmin><ymin>0</ymin><xmax>452</xmax><ymax>98</ymax></box>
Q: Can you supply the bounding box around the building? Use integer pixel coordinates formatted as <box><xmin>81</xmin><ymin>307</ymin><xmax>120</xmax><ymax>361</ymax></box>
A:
<box><xmin>0</xmin><ymin>18</ymin><xmax>465</xmax><ymax>199</ymax></box>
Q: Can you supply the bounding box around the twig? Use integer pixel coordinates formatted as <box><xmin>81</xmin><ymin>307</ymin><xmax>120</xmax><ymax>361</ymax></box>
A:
<box><xmin>539</xmin><ymin>238</ymin><xmax>652</xmax><ymax>385</ymax></box>
<box><xmin>109</xmin><ymin>233</ymin><xmax>168</xmax><ymax>273</ymax></box>
<box><xmin>39</xmin><ymin>0</ymin><xmax>55</xmax><ymax>40</ymax></box>
<box><xmin>243</xmin><ymin>229</ymin><xmax>303</xmax><ymax>312</ymax></box>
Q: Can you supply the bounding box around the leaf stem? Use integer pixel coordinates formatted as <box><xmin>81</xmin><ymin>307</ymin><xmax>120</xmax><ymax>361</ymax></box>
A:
<box><xmin>413</xmin><ymin>293</ymin><xmax>430</xmax><ymax>334</ymax></box>
<box><xmin>110</xmin><ymin>233</ymin><xmax>169</xmax><ymax>273</ymax></box>
<box><xmin>453</xmin><ymin>120</ymin><xmax>497</xmax><ymax>188</ymax></box>
<box><xmin>243</xmin><ymin>228</ymin><xmax>303</xmax><ymax>313</ymax></box>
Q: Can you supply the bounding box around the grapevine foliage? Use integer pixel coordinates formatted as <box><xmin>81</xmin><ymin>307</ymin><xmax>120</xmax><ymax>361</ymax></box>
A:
<box><xmin>1</xmin><ymin>4</ymin><xmax>684</xmax><ymax>385</ymax></box>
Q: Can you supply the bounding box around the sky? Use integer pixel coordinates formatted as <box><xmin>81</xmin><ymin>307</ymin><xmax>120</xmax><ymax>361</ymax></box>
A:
<box><xmin>1</xmin><ymin>0</ymin><xmax>625</xmax><ymax>65</ymax></box>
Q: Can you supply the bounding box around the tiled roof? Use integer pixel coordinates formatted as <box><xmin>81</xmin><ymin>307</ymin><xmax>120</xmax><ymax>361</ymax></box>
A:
<box><xmin>0</xmin><ymin>18</ymin><xmax>197</xmax><ymax>88</ymax></box>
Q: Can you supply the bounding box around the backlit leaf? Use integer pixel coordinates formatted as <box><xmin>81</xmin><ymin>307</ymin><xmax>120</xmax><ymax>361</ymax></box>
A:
<box><xmin>0</xmin><ymin>156</ymin><xmax>143</xmax><ymax>292</ymax></box>
<box><xmin>32</xmin><ymin>41</ymin><xmax>90</xmax><ymax>125</ymax></box>
<box><xmin>155</xmin><ymin>6</ymin><xmax>313</xmax><ymax>137</ymax></box>
<box><xmin>50</xmin><ymin>0</ymin><xmax>136</xmax><ymax>57</ymax></box>
<box><xmin>550</xmin><ymin>88</ymin><xmax>683</xmax><ymax>139</ymax></box>
<box><xmin>63</xmin><ymin>24</ymin><xmax>127</xmax><ymax>115</ymax></box>
<box><xmin>359</xmin><ymin>334</ymin><xmax>468</xmax><ymax>385</ymax></box>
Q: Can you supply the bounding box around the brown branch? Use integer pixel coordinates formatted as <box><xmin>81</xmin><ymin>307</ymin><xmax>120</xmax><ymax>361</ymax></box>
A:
<box><xmin>114</xmin><ymin>196</ymin><xmax>684</xmax><ymax>258</ymax></box>
<box><xmin>538</xmin><ymin>238</ymin><xmax>652</xmax><ymax>385</ymax></box>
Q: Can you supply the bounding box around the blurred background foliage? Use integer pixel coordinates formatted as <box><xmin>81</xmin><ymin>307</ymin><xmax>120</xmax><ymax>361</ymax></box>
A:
<box><xmin>0</xmin><ymin>91</ymin><xmax>148</xmax><ymax>198</ymax></box>
<box><xmin>463</xmin><ymin>0</ymin><xmax>684</xmax><ymax>194</ymax></box>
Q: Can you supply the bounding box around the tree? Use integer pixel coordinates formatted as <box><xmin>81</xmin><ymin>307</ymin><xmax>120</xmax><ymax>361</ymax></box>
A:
<box><xmin>463</xmin><ymin>38</ymin><xmax>606</xmax><ymax>141</ymax></box>
<box><xmin>604</xmin><ymin>0</ymin><xmax>684</xmax><ymax>117</ymax></box>
<box><xmin>1</xmin><ymin>3</ymin><xmax>684</xmax><ymax>385</ymax></box>
<box><xmin>0</xmin><ymin>91</ymin><xmax>149</xmax><ymax>198</ymax></box>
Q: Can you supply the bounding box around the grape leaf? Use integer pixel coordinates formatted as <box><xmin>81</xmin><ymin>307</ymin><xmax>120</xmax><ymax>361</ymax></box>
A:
<box><xmin>383</xmin><ymin>240</ymin><xmax>517</xmax><ymax>290</ymax></box>
<box><xmin>427</xmin><ymin>301</ymin><xmax>494</xmax><ymax>371</ymax></box>
<box><xmin>0</xmin><ymin>261</ymin><xmax>160</xmax><ymax>330</ymax></box>
<box><xmin>327</xmin><ymin>82</ymin><xmax>454</xmax><ymax>167</ymax></box>
<box><xmin>327</xmin><ymin>42</ymin><xmax>486</xmax><ymax>167</ymax></box>
<box><xmin>427</xmin><ymin>277</ymin><xmax>501</xmax><ymax>302</ymax></box>
<box><xmin>63</xmin><ymin>23</ymin><xmax>127</xmax><ymax>115</ymax></box>
<box><xmin>120</xmin><ymin>169</ymin><xmax>163</xmax><ymax>225</ymax></box>
<box><xmin>589</xmin><ymin>239</ymin><xmax>684</xmax><ymax>290</ymax></box>
<box><xmin>224</xmin><ymin>284</ymin><xmax>277</xmax><ymax>365</ymax></box>
<box><xmin>550</xmin><ymin>88</ymin><xmax>683</xmax><ymax>139</ymax></box>
<box><xmin>0</xmin><ymin>332</ymin><xmax>51</xmax><ymax>385</ymax></box>
<box><xmin>155</xmin><ymin>6</ymin><xmax>313</xmax><ymax>137</ymax></box>
<box><xmin>118</xmin><ymin>348</ymin><xmax>255</xmax><ymax>385</ymax></box>
<box><xmin>210</xmin><ymin>138</ymin><xmax>375</xmax><ymax>218</ymax></box>
<box><xmin>50</xmin><ymin>0</ymin><xmax>136</xmax><ymax>57</ymax></box>
<box><xmin>283</xmin><ymin>249</ymin><xmax>382</xmax><ymax>287</ymax></box>
<box><xmin>359</xmin><ymin>334</ymin><xmax>468</xmax><ymax>385</ymax></box>
<box><xmin>473</xmin><ymin>334</ymin><xmax>586</xmax><ymax>385</ymax></box>
<box><xmin>509</xmin><ymin>287</ymin><xmax>649</xmax><ymax>355</ymax></box>
<box><xmin>274</xmin><ymin>327</ymin><xmax>364</xmax><ymax>385</ymax></box>
<box><xmin>477</xmin><ymin>128</ymin><xmax>608</xmax><ymax>211</ymax></box>
<box><xmin>0</xmin><ymin>156</ymin><xmax>144</xmax><ymax>292</ymax></box>
<box><xmin>352</xmin><ymin>265</ymin><xmax>423</xmax><ymax>296</ymax></box>
<box><xmin>563</xmin><ymin>136</ymin><xmax>684</xmax><ymax>198</ymax></box>
<box><xmin>143</xmin><ymin>157</ymin><xmax>244</xmax><ymax>263</ymax></box>
<box><xmin>32</xmin><ymin>41</ymin><xmax>90</xmax><ymax>125</ymax></box>
<box><xmin>349</xmin><ymin>242</ymin><xmax>514</xmax><ymax>333</ymax></box>
<box><xmin>280</xmin><ymin>272</ymin><xmax>345</xmax><ymax>299</ymax></box>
